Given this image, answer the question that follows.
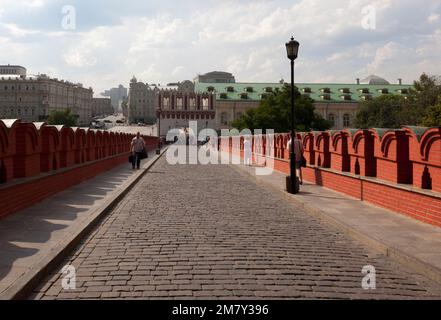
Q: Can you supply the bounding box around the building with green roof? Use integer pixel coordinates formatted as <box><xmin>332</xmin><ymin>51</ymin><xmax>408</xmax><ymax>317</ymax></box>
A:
<box><xmin>194</xmin><ymin>73</ymin><xmax>412</xmax><ymax>130</ymax></box>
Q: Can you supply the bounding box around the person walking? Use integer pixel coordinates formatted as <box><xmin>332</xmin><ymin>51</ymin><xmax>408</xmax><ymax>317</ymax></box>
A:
<box><xmin>243</xmin><ymin>135</ymin><xmax>252</xmax><ymax>166</ymax></box>
<box><xmin>131</xmin><ymin>132</ymin><xmax>146</xmax><ymax>170</ymax></box>
<box><xmin>287</xmin><ymin>135</ymin><xmax>304</xmax><ymax>185</ymax></box>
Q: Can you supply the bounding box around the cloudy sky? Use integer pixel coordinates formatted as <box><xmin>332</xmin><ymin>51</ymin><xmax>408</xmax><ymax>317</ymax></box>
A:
<box><xmin>0</xmin><ymin>0</ymin><xmax>440</xmax><ymax>96</ymax></box>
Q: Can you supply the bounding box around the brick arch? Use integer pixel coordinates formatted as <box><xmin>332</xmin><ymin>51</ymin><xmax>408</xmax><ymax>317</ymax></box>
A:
<box><xmin>74</xmin><ymin>128</ymin><xmax>87</xmax><ymax>164</ymax></box>
<box><xmin>13</xmin><ymin>122</ymin><xmax>41</xmax><ymax>178</ymax></box>
<box><xmin>302</xmin><ymin>132</ymin><xmax>315</xmax><ymax>165</ymax></box>
<box><xmin>109</xmin><ymin>132</ymin><xmax>116</xmax><ymax>156</ymax></box>
<box><xmin>94</xmin><ymin>130</ymin><xmax>103</xmax><ymax>159</ymax></box>
<box><xmin>59</xmin><ymin>127</ymin><xmax>75</xmax><ymax>168</ymax></box>
<box><xmin>314</xmin><ymin>132</ymin><xmax>331</xmax><ymax>168</ymax></box>
<box><xmin>275</xmin><ymin>134</ymin><xmax>286</xmax><ymax>159</ymax></box>
<box><xmin>0</xmin><ymin>120</ymin><xmax>8</xmax><ymax>155</ymax></box>
<box><xmin>348</xmin><ymin>129</ymin><xmax>376</xmax><ymax>177</ymax></box>
<box><xmin>0</xmin><ymin>121</ymin><xmax>9</xmax><ymax>183</ymax></box>
<box><xmin>378</xmin><ymin>130</ymin><xmax>398</xmax><ymax>158</ymax></box>
<box><xmin>86</xmin><ymin>129</ymin><xmax>96</xmax><ymax>161</ymax></box>
<box><xmin>330</xmin><ymin>130</ymin><xmax>350</xmax><ymax>172</ymax></box>
<box><xmin>102</xmin><ymin>131</ymin><xmax>110</xmax><ymax>158</ymax></box>
<box><xmin>420</xmin><ymin>127</ymin><xmax>441</xmax><ymax>164</ymax></box>
<box><xmin>40</xmin><ymin>124</ymin><xmax>61</xmax><ymax>172</ymax></box>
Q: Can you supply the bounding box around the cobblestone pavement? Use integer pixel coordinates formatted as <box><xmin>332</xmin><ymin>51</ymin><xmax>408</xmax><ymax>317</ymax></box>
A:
<box><xmin>30</xmin><ymin>156</ymin><xmax>441</xmax><ymax>299</ymax></box>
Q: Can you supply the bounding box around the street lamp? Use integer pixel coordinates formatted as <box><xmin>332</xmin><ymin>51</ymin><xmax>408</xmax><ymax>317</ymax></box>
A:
<box><xmin>285</xmin><ymin>36</ymin><xmax>300</xmax><ymax>194</ymax></box>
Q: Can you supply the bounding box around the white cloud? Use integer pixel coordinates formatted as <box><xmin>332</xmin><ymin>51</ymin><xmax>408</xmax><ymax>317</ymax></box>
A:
<box><xmin>0</xmin><ymin>0</ymin><xmax>440</xmax><ymax>93</ymax></box>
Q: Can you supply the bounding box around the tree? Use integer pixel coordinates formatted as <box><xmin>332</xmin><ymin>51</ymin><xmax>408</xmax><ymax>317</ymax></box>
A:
<box><xmin>355</xmin><ymin>73</ymin><xmax>441</xmax><ymax>128</ymax></box>
<box><xmin>410</xmin><ymin>73</ymin><xmax>441</xmax><ymax>110</ymax></box>
<box><xmin>231</xmin><ymin>84</ymin><xmax>332</xmax><ymax>133</ymax></box>
<box><xmin>421</xmin><ymin>102</ymin><xmax>441</xmax><ymax>127</ymax></box>
<box><xmin>47</xmin><ymin>108</ymin><xmax>77</xmax><ymax>127</ymax></box>
<box><xmin>355</xmin><ymin>95</ymin><xmax>415</xmax><ymax>129</ymax></box>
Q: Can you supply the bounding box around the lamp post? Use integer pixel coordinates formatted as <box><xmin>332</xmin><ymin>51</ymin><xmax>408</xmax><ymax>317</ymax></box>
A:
<box><xmin>285</xmin><ymin>36</ymin><xmax>300</xmax><ymax>194</ymax></box>
<box><xmin>156</xmin><ymin>109</ymin><xmax>161</xmax><ymax>155</ymax></box>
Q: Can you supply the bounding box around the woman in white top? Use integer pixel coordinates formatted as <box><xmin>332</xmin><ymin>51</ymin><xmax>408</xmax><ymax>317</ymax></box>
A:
<box><xmin>287</xmin><ymin>136</ymin><xmax>304</xmax><ymax>185</ymax></box>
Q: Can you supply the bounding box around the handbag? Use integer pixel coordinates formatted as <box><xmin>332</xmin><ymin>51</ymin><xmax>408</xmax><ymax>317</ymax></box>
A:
<box><xmin>300</xmin><ymin>155</ymin><xmax>307</xmax><ymax>167</ymax></box>
<box><xmin>128</xmin><ymin>154</ymin><xmax>134</xmax><ymax>163</ymax></box>
<box><xmin>139</xmin><ymin>148</ymin><xmax>148</xmax><ymax>160</ymax></box>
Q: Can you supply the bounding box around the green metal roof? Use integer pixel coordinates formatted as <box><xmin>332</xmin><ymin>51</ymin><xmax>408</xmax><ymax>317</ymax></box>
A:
<box><xmin>195</xmin><ymin>82</ymin><xmax>413</xmax><ymax>103</ymax></box>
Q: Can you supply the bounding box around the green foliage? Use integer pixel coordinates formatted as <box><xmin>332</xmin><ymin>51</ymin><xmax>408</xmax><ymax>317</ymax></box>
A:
<box><xmin>355</xmin><ymin>73</ymin><xmax>441</xmax><ymax>128</ymax></box>
<box><xmin>421</xmin><ymin>102</ymin><xmax>441</xmax><ymax>127</ymax></box>
<box><xmin>410</xmin><ymin>73</ymin><xmax>441</xmax><ymax>109</ymax></box>
<box><xmin>355</xmin><ymin>95</ymin><xmax>416</xmax><ymax>129</ymax></box>
<box><xmin>47</xmin><ymin>108</ymin><xmax>77</xmax><ymax>127</ymax></box>
<box><xmin>231</xmin><ymin>84</ymin><xmax>332</xmax><ymax>133</ymax></box>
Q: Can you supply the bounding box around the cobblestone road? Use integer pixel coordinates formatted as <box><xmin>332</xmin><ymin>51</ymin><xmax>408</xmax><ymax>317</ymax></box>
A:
<box><xmin>31</xmin><ymin>156</ymin><xmax>441</xmax><ymax>299</ymax></box>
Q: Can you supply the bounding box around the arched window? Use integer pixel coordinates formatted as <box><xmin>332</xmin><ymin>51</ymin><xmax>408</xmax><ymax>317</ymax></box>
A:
<box><xmin>176</xmin><ymin>98</ymin><xmax>183</xmax><ymax>110</ymax></box>
<box><xmin>343</xmin><ymin>114</ymin><xmax>350</xmax><ymax>127</ymax></box>
<box><xmin>189</xmin><ymin>98</ymin><xmax>196</xmax><ymax>110</ymax></box>
<box><xmin>202</xmin><ymin>98</ymin><xmax>209</xmax><ymax>110</ymax></box>
<box><xmin>328</xmin><ymin>113</ymin><xmax>335</xmax><ymax>126</ymax></box>
<box><xmin>163</xmin><ymin>97</ymin><xmax>170</xmax><ymax>109</ymax></box>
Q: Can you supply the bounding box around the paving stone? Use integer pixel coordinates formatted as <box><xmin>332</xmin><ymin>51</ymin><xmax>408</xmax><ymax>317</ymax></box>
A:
<box><xmin>31</xmin><ymin>157</ymin><xmax>441</xmax><ymax>299</ymax></box>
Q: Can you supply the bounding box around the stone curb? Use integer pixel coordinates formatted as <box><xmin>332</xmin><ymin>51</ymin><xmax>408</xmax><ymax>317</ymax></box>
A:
<box><xmin>1</xmin><ymin>147</ymin><xmax>168</xmax><ymax>300</ymax></box>
<box><xmin>228</xmin><ymin>162</ymin><xmax>441</xmax><ymax>286</ymax></box>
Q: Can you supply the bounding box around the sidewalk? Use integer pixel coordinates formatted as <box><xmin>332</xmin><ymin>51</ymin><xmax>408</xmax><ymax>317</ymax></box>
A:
<box><xmin>226</xmin><ymin>155</ymin><xmax>441</xmax><ymax>285</ymax></box>
<box><xmin>0</xmin><ymin>148</ymin><xmax>166</xmax><ymax>299</ymax></box>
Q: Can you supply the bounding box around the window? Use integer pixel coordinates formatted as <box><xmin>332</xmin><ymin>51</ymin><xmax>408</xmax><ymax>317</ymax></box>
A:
<box><xmin>220</xmin><ymin>93</ymin><xmax>228</xmax><ymax>99</ymax></box>
<box><xmin>189</xmin><ymin>97</ymin><xmax>196</xmax><ymax>110</ymax></box>
<box><xmin>321</xmin><ymin>88</ymin><xmax>331</xmax><ymax>94</ymax></box>
<box><xmin>265</xmin><ymin>87</ymin><xmax>273</xmax><ymax>93</ymax></box>
<box><xmin>328</xmin><ymin>113</ymin><xmax>335</xmax><ymax>126</ymax></box>
<box><xmin>221</xmin><ymin>112</ymin><xmax>228</xmax><ymax>125</ymax></box>
<box><xmin>343</xmin><ymin>114</ymin><xmax>350</xmax><ymax>127</ymax></box>
<box><xmin>202</xmin><ymin>98</ymin><xmax>209</xmax><ymax>110</ymax></box>
<box><xmin>341</xmin><ymin>95</ymin><xmax>351</xmax><ymax>101</ymax></box>
<box><xmin>359</xmin><ymin>88</ymin><xmax>370</xmax><ymax>94</ymax></box>
<box><xmin>163</xmin><ymin>97</ymin><xmax>170</xmax><ymax>109</ymax></box>
<box><xmin>302</xmin><ymin>87</ymin><xmax>312</xmax><ymax>93</ymax></box>
<box><xmin>226</xmin><ymin>86</ymin><xmax>234</xmax><ymax>92</ymax></box>
<box><xmin>361</xmin><ymin>95</ymin><xmax>372</xmax><ymax>101</ymax></box>
<box><xmin>321</xmin><ymin>94</ymin><xmax>331</xmax><ymax>100</ymax></box>
<box><xmin>207</xmin><ymin>86</ymin><xmax>214</xmax><ymax>92</ymax></box>
<box><xmin>176</xmin><ymin>97</ymin><xmax>183</xmax><ymax>110</ymax></box>
<box><xmin>339</xmin><ymin>88</ymin><xmax>350</xmax><ymax>94</ymax></box>
<box><xmin>245</xmin><ymin>87</ymin><xmax>253</xmax><ymax>93</ymax></box>
<box><xmin>239</xmin><ymin>93</ymin><xmax>248</xmax><ymax>99</ymax></box>
<box><xmin>379</xmin><ymin>88</ymin><xmax>389</xmax><ymax>94</ymax></box>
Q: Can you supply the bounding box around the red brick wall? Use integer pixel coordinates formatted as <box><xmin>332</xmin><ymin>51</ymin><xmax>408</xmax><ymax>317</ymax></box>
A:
<box><xmin>220</xmin><ymin>127</ymin><xmax>441</xmax><ymax>228</ymax></box>
<box><xmin>0</xmin><ymin>119</ymin><xmax>159</xmax><ymax>219</ymax></box>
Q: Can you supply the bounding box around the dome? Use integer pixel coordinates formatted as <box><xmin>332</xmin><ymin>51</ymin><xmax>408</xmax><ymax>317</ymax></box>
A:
<box><xmin>130</xmin><ymin>75</ymin><xmax>137</xmax><ymax>83</ymax></box>
<box><xmin>360</xmin><ymin>75</ymin><xmax>390</xmax><ymax>85</ymax></box>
